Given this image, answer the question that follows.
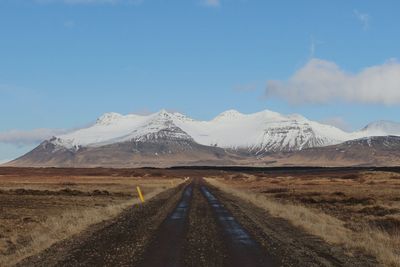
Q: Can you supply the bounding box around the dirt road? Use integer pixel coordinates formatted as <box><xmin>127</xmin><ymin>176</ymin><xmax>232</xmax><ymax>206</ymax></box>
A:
<box><xmin>17</xmin><ymin>179</ymin><xmax>377</xmax><ymax>267</ymax></box>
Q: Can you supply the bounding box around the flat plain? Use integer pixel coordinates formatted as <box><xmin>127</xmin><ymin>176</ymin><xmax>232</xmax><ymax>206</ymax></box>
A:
<box><xmin>0</xmin><ymin>167</ymin><xmax>399</xmax><ymax>266</ymax></box>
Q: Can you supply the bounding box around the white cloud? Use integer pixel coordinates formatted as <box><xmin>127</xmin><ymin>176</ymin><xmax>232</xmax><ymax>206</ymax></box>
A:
<box><xmin>354</xmin><ymin>9</ymin><xmax>370</xmax><ymax>31</ymax></box>
<box><xmin>203</xmin><ymin>0</ymin><xmax>220</xmax><ymax>7</ymax></box>
<box><xmin>0</xmin><ymin>128</ymin><xmax>68</xmax><ymax>146</ymax></box>
<box><xmin>266</xmin><ymin>58</ymin><xmax>400</xmax><ymax>105</ymax></box>
<box><xmin>320</xmin><ymin>117</ymin><xmax>351</xmax><ymax>131</ymax></box>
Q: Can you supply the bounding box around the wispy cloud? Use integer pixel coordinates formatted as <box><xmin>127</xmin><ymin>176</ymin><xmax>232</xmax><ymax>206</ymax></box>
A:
<box><xmin>0</xmin><ymin>128</ymin><xmax>68</xmax><ymax>146</ymax></box>
<box><xmin>309</xmin><ymin>35</ymin><xmax>323</xmax><ymax>58</ymax></box>
<box><xmin>320</xmin><ymin>117</ymin><xmax>351</xmax><ymax>131</ymax></box>
<box><xmin>354</xmin><ymin>9</ymin><xmax>370</xmax><ymax>31</ymax></box>
<box><xmin>202</xmin><ymin>0</ymin><xmax>220</xmax><ymax>7</ymax></box>
<box><xmin>266</xmin><ymin>58</ymin><xmax>400</xmax><ymax>105</ymax></box>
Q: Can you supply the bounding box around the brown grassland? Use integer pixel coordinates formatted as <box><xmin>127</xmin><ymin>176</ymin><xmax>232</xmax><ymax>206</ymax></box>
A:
<box><xmin>1</xmin><ymin>167</ymin><xmax>399</xmax><ymax>266</ymax></box>
<box><xmin>0</xmin><ymin>167</ymin><xmax>184</xmax><ymax>266</ymax></box>
<box><xmin>205</xmin><ymin>170</ymin><xmax>400</xmax><ymax>266</ymax></box>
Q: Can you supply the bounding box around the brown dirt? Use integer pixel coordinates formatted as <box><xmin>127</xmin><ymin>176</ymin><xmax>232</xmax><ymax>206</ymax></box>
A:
<box><xmin>183</xmin><ymin>182</ymin><xmax>227</xmax><ymax>267</ymax></box>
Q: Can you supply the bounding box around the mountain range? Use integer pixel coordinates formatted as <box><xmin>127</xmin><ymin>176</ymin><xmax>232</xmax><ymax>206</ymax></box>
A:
<box><xmin>6</xmin><ymin>109</ymin><xmax>400</xmax><ymax>167</ymax></box>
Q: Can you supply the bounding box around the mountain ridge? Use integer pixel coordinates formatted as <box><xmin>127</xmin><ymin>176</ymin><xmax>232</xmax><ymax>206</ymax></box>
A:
<box><xmin>5</xmin><ymin>109</ymin><xmax>400</xmax><ymax>167</ymax></box>
<box><xmin>51</xmin><ymin>109</ymin><xmax>400</xmax><ymax>152</ymax></box>
<box><xmin>272</xmin><ymin>135</ymin><xmax>400</xmax><ymax>167</ymax></box>
<box><xmin>50</xmin><ymin>109</ymin><xmax>347</xmax><ymax>151</ymax></box>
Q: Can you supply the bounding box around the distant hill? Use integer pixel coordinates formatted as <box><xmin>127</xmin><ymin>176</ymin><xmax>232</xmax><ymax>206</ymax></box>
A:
<box><xmin>272</xmin><ymin>136</ymin><xmax>400</xmax><ymax>167</ymax></box>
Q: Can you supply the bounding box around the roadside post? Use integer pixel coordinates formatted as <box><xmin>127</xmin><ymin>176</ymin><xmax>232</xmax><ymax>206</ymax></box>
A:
<box><xmin>136</xmin><ymin>186</ymin><xmax>145</xmax><ymax>203</ymax></box>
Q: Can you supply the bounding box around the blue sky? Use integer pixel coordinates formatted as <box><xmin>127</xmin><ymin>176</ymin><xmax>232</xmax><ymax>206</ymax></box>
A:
<box><xmin>1</xmin><ymin>0</ymin><xmax>400</xmax><ymax>161</ymax></box>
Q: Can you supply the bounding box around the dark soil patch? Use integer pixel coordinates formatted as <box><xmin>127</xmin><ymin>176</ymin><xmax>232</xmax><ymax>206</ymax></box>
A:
<box><xmin>262</xmin><ymin>188</ymin><xmax>289</xmax><ymax>194</ymax></box>
<box><xmin>370</xmin><ymin>217</ymin><xmax>400</xmax><ymax>234</ymax></box>
<box><xmin>359</xmin><ymin>206</ymin><xmax>399</xmax><ymax>217</ymax></box>
<box><xmin>341</xmin><ymin>174</ymin><xmax>360</xmax><ymax>180</ymax></box>
<box><xmin>0</xmin><ymin>188</ymin><xmax>131</xmax><ymax>197</ymax></box>
<box><xmin>332</xmin><ymin>191</ymin><xmax>346</xmax><ymax>197</ymax></box>
<box><xmin>304</xmin><ymin>197</ymin><xmax>374</xmax><ymax>206</ymax></box>
<box><xmin>274</xmin><ymin>193</ymin><xmax>375</xmax><ymax>206</ymax></box>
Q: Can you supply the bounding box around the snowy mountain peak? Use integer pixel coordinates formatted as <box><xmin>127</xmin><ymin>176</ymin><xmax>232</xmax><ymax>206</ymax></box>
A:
<box><xmin>287</xmin><ymin>113</ymin><xmax>307</xmax><ymax>121</ymax></box>
<box><xmin>155</xmin><ymin>109</ymin><xmax>170</xmax><ymax>116</ymax></box>
<box><xmin>96</xmin><ymin>112</ymin><xmax>123</xmax><ymax>125</ymax></box>
<box><xmin>213</xmin><ymin>109</ymin><xmax>244</xmax><ymax>121</ymax></box>
<box><xmin>361</xmin><ymin>120</ymin><xmax>400</xmax><ymax>136</ymax></box>
<box><xmin>153</xmin><ymin>109</ymin><xmax>192</xmax><ymax>122</ymax></box>
<box><xmin>253</xmin><ymin>109</ymin><xmax>284</xmax><ymax>120</ymax></box>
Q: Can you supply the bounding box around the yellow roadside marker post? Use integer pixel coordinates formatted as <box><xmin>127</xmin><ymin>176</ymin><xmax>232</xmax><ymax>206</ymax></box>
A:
<box><xmin>136</xmin><ymin>186</ymin><xmax>145</xmax><ymax>203</ymax></box>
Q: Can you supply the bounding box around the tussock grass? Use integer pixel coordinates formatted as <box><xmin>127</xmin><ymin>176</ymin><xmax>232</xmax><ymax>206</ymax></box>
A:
<box><xmin>205</xmin><ymin>178</ymin><xmax>400</xmax><ymax>267</ymax></box>
<box><xmin>0</xmin><ymin>185</ymin><xmax>175</xmax><ymax>267</ymax></box>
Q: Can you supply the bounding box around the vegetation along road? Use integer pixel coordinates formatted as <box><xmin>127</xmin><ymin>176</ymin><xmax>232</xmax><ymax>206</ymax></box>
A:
<box><xmin>17</xmin><ymin>177</ymin><xmax>378</xmax><ymax>267</ymax></box>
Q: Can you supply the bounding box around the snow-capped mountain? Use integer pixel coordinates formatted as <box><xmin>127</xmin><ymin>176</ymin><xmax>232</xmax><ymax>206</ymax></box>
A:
<box><xmin>47</xmin><ymin>109</ymin><xmax>400</xmax><ymax>155</ymax></box>
<box><xmin>50</xmin><ymin>109</ymin><xmax>356</xmax><ymax>155</ymax></box>
<box><xmin>7</xmin><ymin>109</ymin><xmax>400</xmax><ymax>167</ymax></box>
<box><xmin>279</xmin><ymin>136</ymin><xmax>400</xmax><ymax>167</ymax></box>
<box><xmin>51</xmin><ymin>110</ymin><xmax>194</xmax><ymax>150</ymax></box>
<box><xmin>359</xmin><ymin>120</ymin><xmax>400</xmax><ymax>136</ymax></box>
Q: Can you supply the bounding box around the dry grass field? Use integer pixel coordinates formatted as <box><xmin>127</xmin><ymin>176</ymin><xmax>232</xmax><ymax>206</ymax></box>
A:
<box><xmin>206</xmin><ymin>170</ymin><xmax>400</xmax><ymax>266</ymax></box>
<box><xmin>1</xmin><ymin>167</ymin><xmax>399</xmax><ymax>266</ymax></box>
<box><xmin>0</xmin><ymin>168</ymin><xmax>184</xmax><ymax>266</ymax></box>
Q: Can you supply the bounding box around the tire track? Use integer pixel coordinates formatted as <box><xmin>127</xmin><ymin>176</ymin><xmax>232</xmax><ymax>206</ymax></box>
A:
<box><xmin>201</xmin><ymin>185</ymin><xmax>278</xmax><ymax>267</ymax></box>
<box><xmin>183</xmin><ymin>181</ymin><xmax>228</xmax><ymax>267</ymax></box>
<box><xmin>137</xmin><ymin>184</ymin><xmax>193</xmax><ymax>267</ymax></box>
